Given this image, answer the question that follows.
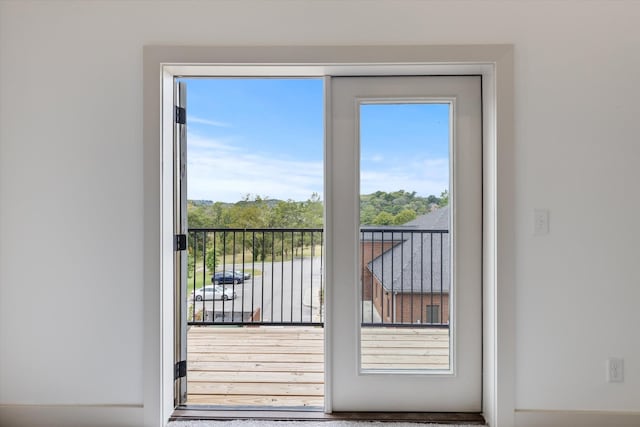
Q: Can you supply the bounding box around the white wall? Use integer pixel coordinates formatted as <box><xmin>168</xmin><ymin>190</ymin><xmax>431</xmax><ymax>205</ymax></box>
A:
<box><xmin>1</xmin><ymin>0</ymin><xmax>639</xmax><ymax>426</ymax></box>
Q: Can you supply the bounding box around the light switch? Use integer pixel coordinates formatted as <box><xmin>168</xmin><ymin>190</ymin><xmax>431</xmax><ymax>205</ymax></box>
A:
<box><xmin>534</xmin><ymin>209</ymin><xmax>549</xmax><ymax>236</ymax></box>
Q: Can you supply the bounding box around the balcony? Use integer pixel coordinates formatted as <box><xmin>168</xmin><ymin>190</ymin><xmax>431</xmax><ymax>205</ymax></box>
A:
<box><xmin>186</xmin><ymin>325</ymin><xmax>449</xmax><ymax>406</ymax></box>
<box><xmin>186</xmin><ymin>227</ymin><xmax>450</xmax><ymax>406</ymax></box>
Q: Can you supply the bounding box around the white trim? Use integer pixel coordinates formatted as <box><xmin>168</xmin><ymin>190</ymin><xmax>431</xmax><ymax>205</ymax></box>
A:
<box><xmin>491</xmin><ymin>47</ymin><xmax>516</xmax><ymax>427</ymax></box>
<box><xmin>322</xmin><ymin>75</ymin><xmax>333</xmax><ymax>414</ymax></box>
<box><xmin>0</xmin><ymin>405</ymin><xmax>143</xmax><ymax>427</ymax></box>
<box><xmin>515</xmin><ymin>410</ymin><xmax>640</xmax><ymax>427</ymax></box>
<box><xmin>143</xmin><ymin>52</ymin><xmax>162</xmax><ymax>427</ymax></box>
<box><xmin>161</xmin><ymin>69</ymin><xmax>176</xmax><ymax>422</ymax></box>
<box><xmin>143</xmin><ymin>45</ymin><xmax>514</xmax><ymax>427</ymax></box>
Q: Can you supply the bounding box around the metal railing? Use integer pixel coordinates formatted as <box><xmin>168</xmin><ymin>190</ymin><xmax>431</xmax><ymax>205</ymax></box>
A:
<box><xmin>187</xmin><ymin>228</ymin><xmax>449</xmax><ymax>328</ymax></box>
<box><xmin>360</xmin><ymin>228</ymin><xmax>450</xmax><ymax>328</ymax></box>
<box><xmin>187</xmin><ymin>228</ymin><xmax>323</xmax><ymax>326</ymax></box>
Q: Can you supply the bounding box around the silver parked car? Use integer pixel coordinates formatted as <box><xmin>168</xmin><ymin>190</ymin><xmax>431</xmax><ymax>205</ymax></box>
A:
<box><xmin>191</xmin><ymin>285</ymin><xmax>236</xmax><ymax>301</ymax></box>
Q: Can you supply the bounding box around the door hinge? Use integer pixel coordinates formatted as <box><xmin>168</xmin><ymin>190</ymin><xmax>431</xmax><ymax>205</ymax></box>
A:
<box><xmin>175</xmin><ymin>106</ymin><xmax>186</xmax><ymax>124</ymax></box>
<box><xmin>175</xmin><ymin>234</ymin><xmax>187</xmax><ymax>251</ymax></box>
<box><xmin>174</xmin><ymin>360</ymin><xmax>187</xmax><ymax>379</ymax></box>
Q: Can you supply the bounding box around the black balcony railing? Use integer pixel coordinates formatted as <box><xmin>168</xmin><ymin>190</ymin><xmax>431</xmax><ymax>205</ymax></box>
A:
<box><xmin>187</xmin><ymin>228</ymin><xmax>449</xmax><ymax>328</ymax></box>
<box><xmin>187</xmin><ymin>228</ymin><xmax>323</xmax><ymax>326</ymax></box>
<box><xmin>360</xmin><ymin>228</ymin><xmax>450</xmax><ymax>328</ymax></box>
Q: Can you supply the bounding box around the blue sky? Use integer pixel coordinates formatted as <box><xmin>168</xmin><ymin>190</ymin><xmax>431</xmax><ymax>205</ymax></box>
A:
<box><xmin>182</xmin><ymin>78</ymin><xmax>449</xmax><ymax>202</ymax></box>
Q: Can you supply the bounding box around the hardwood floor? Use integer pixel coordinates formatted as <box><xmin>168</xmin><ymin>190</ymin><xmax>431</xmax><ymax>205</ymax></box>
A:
<box><xmin>171</xmin><ymin>408</ymin><xmax>486</xmax><ymax>424</ymax></box>
<box><xmin>187</xmin><ymin>325</ymin><xmax>449</xmax><ymax>407</ymax></box>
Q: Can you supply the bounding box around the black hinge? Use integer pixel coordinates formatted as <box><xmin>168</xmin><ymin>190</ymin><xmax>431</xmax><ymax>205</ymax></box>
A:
<box><xmin>174</xmin><ymin>360</ymin><xmax>187</xmax><ymax>379</ymax></box>
<box><xmin>174</xmin><ymin>234</ymin><xmax>187</xmax><ymax>251</ymax></box>
<box><xmin>175</xmin><ymin>106</ymin><xmax>186</xmax><ymax>124</ymax></box>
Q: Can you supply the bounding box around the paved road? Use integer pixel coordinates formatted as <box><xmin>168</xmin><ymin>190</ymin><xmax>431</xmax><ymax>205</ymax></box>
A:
<box><xmin>188</xmin><ymin>255</ymin><xmax>323</xmax><ymax>323</ymax></box>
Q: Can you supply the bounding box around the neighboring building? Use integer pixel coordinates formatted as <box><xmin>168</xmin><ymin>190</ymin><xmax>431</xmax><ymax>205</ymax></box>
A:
<box><xmin>359</xmin><ymin>229</ymin><xmax>404</xmax><ymax>301</ymax></box>
<box><xmin>362</xmin><ymin>206</ymin><xmax>450</xmax><ymax>324</ymax></box>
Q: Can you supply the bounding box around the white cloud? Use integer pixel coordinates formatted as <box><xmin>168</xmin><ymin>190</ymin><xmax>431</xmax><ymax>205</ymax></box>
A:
<box><xmin>188</xmin><ymin>133</ymin><xmax>239</xmax><ymax>152</ymax></box>
<box><xmin>418</xmin><ymin>157</ymin><xmax>449</xmax><ymax>182</ymax></box>
<box><xmin>187</xmin><ymin>134</ymin><xmax>448</xmax><ymax>202</ymax></box>
<box><xmin>361</xmin><ymin>156</ymin><xmax>449</xmax><ymax>197</ymax></box>
<box><xmin>187</xmin><ymin>134</ymin><xmax>322</xmax><ymax>202</ymax></box>
<box><xmin>188</xmin><ymin>116</ymin><xmax>231</xmax><ymax>128</ymax></box>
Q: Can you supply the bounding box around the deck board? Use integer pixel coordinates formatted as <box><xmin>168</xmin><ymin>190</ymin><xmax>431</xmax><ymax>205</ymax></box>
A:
<box><xmin>187</xmin><ymin>325</ymin><xmax>449</xmax><ymax>407</ymax></box>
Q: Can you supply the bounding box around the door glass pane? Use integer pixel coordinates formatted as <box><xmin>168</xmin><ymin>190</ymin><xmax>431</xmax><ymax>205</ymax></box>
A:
<box><xmin>359</xmin><ymin>102</ymin><xmax>451</xmax><ymax>372</ymax></box>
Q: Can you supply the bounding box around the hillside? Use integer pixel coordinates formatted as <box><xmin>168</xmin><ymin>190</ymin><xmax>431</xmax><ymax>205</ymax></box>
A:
<box><xmin>187</xmin><ymin>190</ymin><xmax>447</xmax><ymax>228</ymax></box>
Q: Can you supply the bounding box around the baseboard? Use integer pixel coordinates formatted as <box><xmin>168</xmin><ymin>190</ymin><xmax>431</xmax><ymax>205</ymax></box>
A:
<box><xmin>515</xmin><ymin>409</ymin><xmax>640</xmax><ymax>427</ymax></box>
<box><xmin>0</xmin><ymin>404</ymin><xmax>143</xmax><ymax>427</ymax></box>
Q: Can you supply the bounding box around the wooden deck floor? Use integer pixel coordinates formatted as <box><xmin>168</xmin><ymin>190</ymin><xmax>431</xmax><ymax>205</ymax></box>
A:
<box><xmin>187</xmin><ymin>326</ymin><xmax>449</xmax><ymax>407</ymax></box>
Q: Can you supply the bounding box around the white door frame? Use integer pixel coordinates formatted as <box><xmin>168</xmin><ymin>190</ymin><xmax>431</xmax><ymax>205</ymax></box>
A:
<box><xmin>142</xmin><ymin>45</ymin><xmax>515</xmax><ymax>427</ymax></box>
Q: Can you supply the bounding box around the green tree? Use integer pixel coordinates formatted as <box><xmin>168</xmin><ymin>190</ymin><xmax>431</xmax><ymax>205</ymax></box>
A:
<box><xmin>358</xmin><ymin>189</ymin><xmax>449</xmax><ymax>225</ymax></box>
<box><xmin>230</xmin><ymin>195</ymin><xmax>269</xmax><ymax>228</ymax></box>
<box><xmin>373</xmin><ymin>211</ymin><xmax>395</xmax><ymax>225</ymax></box>
<box><xmin>272</xmin><ymin>200</ymin><xmax>304</xmax><ymax>227</ymax></box>
<box><xmin>438</xmin><ymin>190</ymin><xmax>449</xmax><ymax>207</ymax></box>
<box><xmin>393</xmin><ymin>208</ymin><xmax>417</xmax><ymax>225</ymax></box>
<box><xmin>301</xmin><ymin>193</ymin><xmax>323</xmax><ymax>228</ymax></box>
<box><xmin>228</xmin><ymin>195</ymin><xmax>276</xmax><ymax>261</ymax></box>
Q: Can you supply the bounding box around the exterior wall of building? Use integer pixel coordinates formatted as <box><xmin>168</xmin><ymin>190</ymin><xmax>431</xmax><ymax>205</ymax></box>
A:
<box><xmin>397</xmin><ymin>293</ymin><xmax>450</xmax><ymax>324</ymax></box>
<box><xmin>371</xmin><ymin>276</ymin><xmax>449</xmax><ymax>324</ymax></box>
<box><xmin>360</xmin><ymin>240</ymin><xmax>398</xmax><ymax>300</ymax></box>
<box><xmin>372</xmin><ymin>278</ymin><xmax>393</xmax><ymax>323</ymax></box>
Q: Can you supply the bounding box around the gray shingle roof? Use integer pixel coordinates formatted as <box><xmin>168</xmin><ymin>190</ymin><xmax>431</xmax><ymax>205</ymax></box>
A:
<box><xmin>367</xmin><ymin>206</ymin><xmax>450</xmax><ymax>293</ymax></box>
<box><xmin>403</xmin><ymin>205</ymin><xmax>449</xmax><ymax>229</ymax></box>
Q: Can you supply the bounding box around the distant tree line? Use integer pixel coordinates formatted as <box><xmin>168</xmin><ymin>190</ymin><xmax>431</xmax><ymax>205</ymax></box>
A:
<box><xmin>187</xmin><ymin>194</ymin><xmax>323</xmax><ymax>270</ymax></box>
<box><xmin>186</xmin><ymin>190</ymin><xmax>447</xmax><ymax>272</ymax></box>
<box><xmin>360</xmin><ymin>189</ymin><xmax>448</xmax><ymax>225</ymax></box>
<box><xmin>188</xmin><ymin>193</ymin><xmax>323</xmax><ymax>229</ymax></box>
<box><xmin>188</xmin><ymin>189</ymin><xmax>448</xmax><ymax>229</ymax></box>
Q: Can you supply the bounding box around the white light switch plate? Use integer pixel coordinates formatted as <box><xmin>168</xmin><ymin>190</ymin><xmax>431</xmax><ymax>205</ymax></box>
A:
<box><xmin>534</xmin><ymin>209</ymin><xmax>549</xmax><ymax>236</ymax></box>
<box><xmin>608</xmin><ymin>358</ymin><xmax>624</xmax><ymax>383</ymax></box>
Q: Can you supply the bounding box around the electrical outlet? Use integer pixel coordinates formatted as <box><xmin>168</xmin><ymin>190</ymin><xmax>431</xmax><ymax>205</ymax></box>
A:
<box><xmin>534</xmin><ymin>209</ymin><xmax>549</xmax><ymax>236</ymax></box>
<box><xmin>607</xmin><ymin>358</ymin><xmax>624</xmax><ymax>383</ymax></box>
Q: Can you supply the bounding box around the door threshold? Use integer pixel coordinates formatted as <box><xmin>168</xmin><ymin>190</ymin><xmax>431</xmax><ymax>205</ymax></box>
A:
<box><xmin>171</xmin><ymin>407</ymin><xmax>485</xmax><ymax>424</ymax></box>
